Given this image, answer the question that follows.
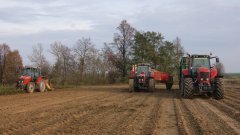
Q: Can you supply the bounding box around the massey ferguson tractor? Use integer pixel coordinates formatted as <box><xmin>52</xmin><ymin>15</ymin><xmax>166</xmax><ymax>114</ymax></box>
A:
<box><xmin>16</xmin><ymin>67</ymin><xmax>52</xmax><ymax>93</ymax></box>
<box><xmin>129</xmin><ymin>63</ymin><xmax>173</xmax><ymax>92</ymax></box>
<box><xmin>179</xmin><ymin>54</ymin><xmax>224</xmax><ymax>99</ymax></box>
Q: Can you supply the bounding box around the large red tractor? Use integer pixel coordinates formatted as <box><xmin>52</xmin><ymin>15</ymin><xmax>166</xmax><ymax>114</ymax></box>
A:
<box><xmin>129</xmin><ymin>63</ymin><xmax>173</xmax><ymax>92</ymax></box>
<box><xmin>179</xmin><ymin>54</ymin><xmax>224</xmax><ymax>99</ymax></box>
<box><xmin>16</xmin><ymin>67</ymin><xmax>52</xmax><ymax>93</ymax></box>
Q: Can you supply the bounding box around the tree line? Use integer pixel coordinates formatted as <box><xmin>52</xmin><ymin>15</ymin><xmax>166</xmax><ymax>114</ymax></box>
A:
<box><xmin>0</xmin><ymin>20</ymin><xmax>184</xmax><ymax>86</ymax></box>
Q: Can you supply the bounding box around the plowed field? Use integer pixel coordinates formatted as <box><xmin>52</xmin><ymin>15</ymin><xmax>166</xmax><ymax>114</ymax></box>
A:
<box><xmin>0</xmin><ymin>80</ymin><xmax>239</xmax><ymax>134</ymax></box>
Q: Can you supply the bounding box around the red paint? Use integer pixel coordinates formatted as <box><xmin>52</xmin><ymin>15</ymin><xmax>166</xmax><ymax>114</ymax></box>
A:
<box><xmin>182</xmin><ymin>69</ymin><xmax>189</xmax><ymax>76</ymax></box>
<box><xmin>20</xmin><ymin>76</ymin><xmax>31</xmax><ymax>85</ymax></box>
<box><xmin>197</xmin><ymin>67</ymin><xmax>210</xmax><ymax>84</ymax></box>
<box><xmin>153</xmin><ymin>70</ymin><xmax>170</xmax><ymax>82</ymax></box>
<box><xmin>211</xmin><ymin>68</ymin><xmax>218</xmax><ymax>79</ymax></box>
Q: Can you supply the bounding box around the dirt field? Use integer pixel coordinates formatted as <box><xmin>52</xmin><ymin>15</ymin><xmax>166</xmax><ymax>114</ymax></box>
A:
<box><xmin>0</xmin><ymin>81</ymin><xmax>240</xmax><ymax>135</ymax></box>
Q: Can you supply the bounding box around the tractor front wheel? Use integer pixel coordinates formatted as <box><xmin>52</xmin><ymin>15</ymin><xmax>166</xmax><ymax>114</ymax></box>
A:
<box><xmin>149</xmin><ymin>79</ymin><xmax>155</xmax><ymax>92</ymax></box>
<box><xmin>183</xmin><ymin>78</ymin><xmax>193</xmax><ymax>98</ymax></box>
<box><xmin>38</xmin><ymin>80</ymin><xmax>46</xmax><ymax>92</ymax></box>
<box><xmin>27</xmin><ymin>82</ymin><xmax>35</xmax><ymax>93</ymax></box>
<box><xmin>214</xmin><ymin>78</ymin><xmax>224</xmax><ymax>100</ymax></box>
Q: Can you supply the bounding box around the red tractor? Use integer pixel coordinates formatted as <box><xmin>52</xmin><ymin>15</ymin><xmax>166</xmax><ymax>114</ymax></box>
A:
<box><xmin>129</xmin><ymin>63</ymin><xmax>173</xmax><ymax>92</ymax></box>
<box><xmin>16</xmin><ymin>67</ymin><xmax>52</xmax><ymax>93</ymax></box>
<box><xmin>179</xmin><ymin>54</ymin><xmax>224</xmax><ymax>99</ymax></box>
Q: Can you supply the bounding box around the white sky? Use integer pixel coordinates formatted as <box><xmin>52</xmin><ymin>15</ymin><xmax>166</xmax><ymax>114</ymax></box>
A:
<box><xmin>0</xmin><ymin>0</ymin><xmax>239</xmax><ymax>72</ymax></box>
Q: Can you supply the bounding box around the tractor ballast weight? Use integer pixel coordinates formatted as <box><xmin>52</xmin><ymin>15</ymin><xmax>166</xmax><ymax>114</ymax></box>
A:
<box><xmin>16</xmin><ymin>67</ymin><xmax>53</xmax><ymax>93</ymax></box>
<box><xmin>129</xmin><ymin>63</ymin><xmax>173</xmax><ymax>92</ymax></box>
<box><xmin>179</xmin><ymin>54</ymin><xmax>224</xmax><ymax>99</ymax></box>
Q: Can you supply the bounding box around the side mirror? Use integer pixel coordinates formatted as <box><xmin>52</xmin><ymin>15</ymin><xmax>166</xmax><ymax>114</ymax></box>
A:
<box><xmin>216</xmin><ymin>58</ymin><xmax>219</xmax><ymax>63</ymax></box>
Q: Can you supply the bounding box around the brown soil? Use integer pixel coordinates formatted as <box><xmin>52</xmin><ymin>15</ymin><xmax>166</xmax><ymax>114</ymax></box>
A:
<box><xmin>0</xmin><ymin>82</ymin><xmax>239</xmax><ymax>135</ymax></box>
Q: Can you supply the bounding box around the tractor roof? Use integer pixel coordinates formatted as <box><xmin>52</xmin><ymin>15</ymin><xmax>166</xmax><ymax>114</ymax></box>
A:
<box><xmin>191</xmin><ymin>54</ymin><xmax>210</xmax><ymax>58</ymax></box>
<box><xmin>137</xmin><ymin>63</ymin><xmax>151</xmax><ymax>66</ymax></box>
<box><xmin>23</xmin><ymin>66</ymin><xmax>40</xmax><ymax>69</ymax></box>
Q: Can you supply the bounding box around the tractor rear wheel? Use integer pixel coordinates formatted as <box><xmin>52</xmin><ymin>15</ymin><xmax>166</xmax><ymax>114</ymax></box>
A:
<box><xmin>27</xmin><ymin>82</ymin><xmax>35</xmax><ymax>93</ymax></box>
<box><xmin>214</xmin><ymin>78</ymin><xmax>224</xmax><ymax>100</ymax></box>
<box><xmin>183</xmin><ymin>78</ymin><xmax>193</xmax><ymax>98</ymax></box>
<box><xmin>129</xmin><ymin>79</ymin><xmax>134</xmax><ymax>92</ymax></box>
<box><xmin>149</xmin><ymin>79</ymin><xmax>155</xmax><ymax>92</ymax></box>
<box><xmin>38</xmin><ymin>80</ymin><xmax>46</xmax><ymax>92</ymax></box>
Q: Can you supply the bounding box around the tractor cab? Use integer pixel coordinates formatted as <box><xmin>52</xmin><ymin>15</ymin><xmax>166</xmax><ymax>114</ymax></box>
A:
<box><xmin>21</xmin><ymin>67</ymin><xmax>41</xmax><ymax>81</ymax></box>
<box><xmin>136</xmin><ymin>63</ymin><xmax>151</xmax><ymax>77</ymax></box>
<box><xmin>190</xmin><ymin>55</ymin><xmax>211</xmax><ymax>79</ymax></box>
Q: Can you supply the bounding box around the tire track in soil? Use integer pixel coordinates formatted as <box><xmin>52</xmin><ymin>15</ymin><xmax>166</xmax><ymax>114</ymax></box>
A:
<box><xmin>221</xmin><ymin>97</ymin><xmax>240</xmax><ymax>111</ymax></box>
<box><xmin>119</xmin><ymin>92</ymin><xmax>159</xmax><ymax>135</ymax></box>
<box><xmin>173</xmin><ymin>98</ymin><xmax>203</xmax><ymax>135</ymax></box>
<box><xmin>33</xmin><ymin>92</ymin><xmax>133</xmax><ymax>135</ymax></box>
<box><xmin>205</xmin><ymin>99</ymin><xmax>240</xmax><ymax>122</ymax></box>
<box><xmin>139</xmin><ymin>92</ymin><xmax>163</xmax><ymax>135</ymax></box>
<box><xmin>104</xmin><ymin>93</ymin><xmax>152</xmax><ymax>134</ymax></box>
<box><xmin>0</xmin><ymin>89</ymin><xmax>105</xmax><ymax>113</ymax></box>
<box><xmin>182</xmin><ymin>98</ymin><xmax>236</xmax><ymax>134</ymax></box>
<box><xmin>196</xmin><ymin>99</ymin><xmax>240</xmax><ymax>134</ymax></box>
<box><xmin>1</xmin><ymin>91</ymin><xmax>121</xmax><ymax>134</ymax></box>
<box><xmin>152</xmin><ymin>91</ymin><xmax>178</xmax><ymax>135</ymax></box>
<box><xmin>0</xmin><ymin>91</ymin><xmax>103</xmax><ymax>115</ymax></box>
<box><xmin>49</xmin><ymin>92</ymin><xmax>139</xmax><ymax>134</ymax></box>
<box><xmin>225</xmin><ymin>96</ymin><xmax>240</xmax><ymax>104</ymax></box>
<box><xmin>225</xmin><ymin>92</ymin><xmax>240</xmax><ymax>101</ymax></box>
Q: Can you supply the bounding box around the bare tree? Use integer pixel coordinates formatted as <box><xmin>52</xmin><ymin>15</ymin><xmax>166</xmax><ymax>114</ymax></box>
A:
<box><xmin>74</xmin><ymin>37</ymin><xmax>95</xmax><ymax>82</ymax></box>
<box><xmin>28</xmin><ymin>44</ymin><xmax>50</xmax><ymax>74</ymax></box>
<box><xmin>113</xmin><ymin>20</ymin><xmax>135</xmax><ymax>80</ymax></box>
<box><xmin>50</xmin><ymin>42</ymin><xmax>73</xmax><ymax>85</ymax></box>
<box><xmin>173</xmin><ymin>37</ymin><xmax>184</xmax><ymax>60</ymax></box>
<box><xmin>0</xmin><ymin>44</ymin><xmax>10</xmax><ymax>84</ymax></box>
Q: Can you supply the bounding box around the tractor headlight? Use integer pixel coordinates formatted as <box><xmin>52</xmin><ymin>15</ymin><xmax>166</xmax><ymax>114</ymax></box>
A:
<box><xmin>206</xmin><ymin>78</ymin><xmax>209</xmax><ymax>81</ymax></box>
<box><xmin>201</xmin><ymin>78</ymin><xmax>203</xmax><ymax>81</ymax></box>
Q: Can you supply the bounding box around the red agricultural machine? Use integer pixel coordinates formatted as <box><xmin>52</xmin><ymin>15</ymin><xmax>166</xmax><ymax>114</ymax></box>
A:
<box><xmin>16</xmin><ymin>67</ymin><xmax>53</xmax><ymax>93</ymax></box>
<box><xmin>129</xmin><ymin>63</ymin><xmax>173</xmax><ymax>92</ymax></box>
<box><xmin>179</xmin><ymin>54</ymin><xmax>224</xmax><ymax>99</ymax></box>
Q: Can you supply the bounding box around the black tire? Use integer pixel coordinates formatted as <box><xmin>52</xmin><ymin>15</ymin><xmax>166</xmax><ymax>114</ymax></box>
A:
<box><xmin>180</xmin><ymin>77</ymin><xmax>184</xmax><ymax>97</ymax></box>
<box><xmin>166</xmin><ymin>76</ymin><xmax>173</xmax><ymax>90</ymax></box>
<box><xmin>166</xmin><ymin>83</ymin><xmax>173</xmax><ymax>90</ymax></box>
<box><xmin>27</xmin><ymin>82</ymin><xmax>35</xmax><ymax>93</ymax></box>
<box><xmin>183</xmin><ymin>78</ymin><xmax>194</xmax><ymax>98</ymax></box>
<box><xmin>38</xmin><ymin>80</ymin><xmax>46</xmax><ymax>92</ymax></box>
<box><xmin>129</xmin><ymin>79</ymin><xmax>134</xmax><ymax>92</ymax></box>
<box><xmin>149</xmin><ymin>79</ymin><xmax>155</xmax><ymax>92</ymax></box>
<box><xmin>214</xmin><ymin>78</ymin><xmax>224</xmax><ymax>100</ymax></box>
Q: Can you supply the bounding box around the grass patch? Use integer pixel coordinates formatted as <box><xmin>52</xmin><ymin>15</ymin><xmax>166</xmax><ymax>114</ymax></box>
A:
<box><xmin>0</xmin><ymin>86</ymin><xmax>24</xmax><ymax>95</ymax></box>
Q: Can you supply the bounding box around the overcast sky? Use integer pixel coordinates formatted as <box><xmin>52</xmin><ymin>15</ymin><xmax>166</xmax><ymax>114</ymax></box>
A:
<box><xmin>0</xmin><ymin>0</ymin><xmax>239</xmax><ymax>73</ymax></box>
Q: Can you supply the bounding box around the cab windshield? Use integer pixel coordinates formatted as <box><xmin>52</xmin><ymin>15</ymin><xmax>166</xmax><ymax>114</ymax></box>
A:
<box><xmin>192</xmin><ymin>58</ymin><xmax>210</xmax><ymax>68</ymax></box>
<box><xmin>22</xmin><ymin>68</ymin><xmax>32</xmax><ymax>76</ymax></box>
<box><xmin>137</xmin><ymin>66</ymin><xmax>149</xmax><ymax>73</ymax></box>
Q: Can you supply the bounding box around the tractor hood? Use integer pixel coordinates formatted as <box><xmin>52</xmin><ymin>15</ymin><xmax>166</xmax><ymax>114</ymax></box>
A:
<box><xmin>20</xmin><ymin>76</ymin><xmax>31</xmax><ymax>80</ymax></box>
<box><xmin>19</xmin><ymin>76</ymin><xmax>32</xmax><ymax>85</ymax></box>
<box><xmin>197</xmin><ymin>67</ymin><xmax>210</xmax><ymax>82</ymax></box>
<box><xmin>198</xmin><ymin>67</ymin><xmax>210</xmax><ymax>73</ymax></box>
